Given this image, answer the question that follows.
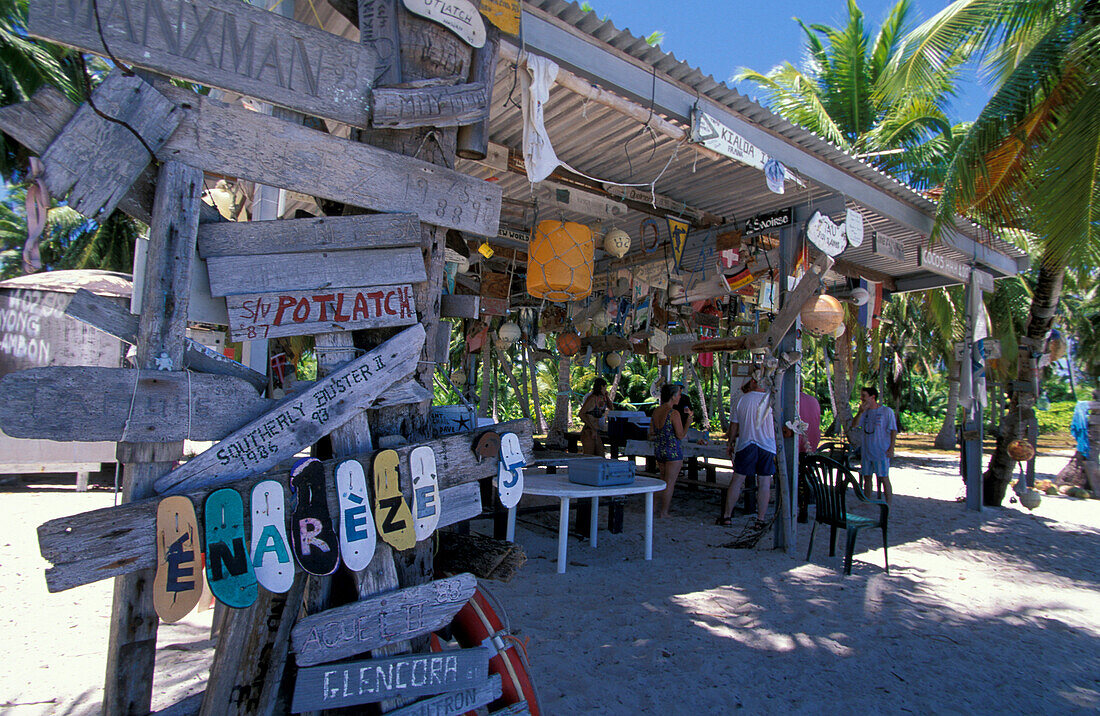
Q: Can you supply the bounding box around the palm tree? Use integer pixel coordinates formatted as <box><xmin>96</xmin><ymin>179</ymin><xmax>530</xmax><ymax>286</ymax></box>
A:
<box><xmin>733</xmin><ymin>0</ymin><xmax>961</xmax><ymax>190</ymax></box>
<box><xmin>890</xmin><ymin>0</ymin><xmax>1100</xmax><ymax>504</ymax></box>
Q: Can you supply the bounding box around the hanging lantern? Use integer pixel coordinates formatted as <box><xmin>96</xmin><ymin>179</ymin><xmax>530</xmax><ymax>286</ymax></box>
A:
<box><xmin>498</xmin><ymin>322</ymin><xmax>521</xmax><ymax>345</ymax></box>
<box><xmin>603</xmin><ymin>228</ymin><xmax>632</xmax><ymax>258</ymax></box>
<box><xmin>557</xmin><ymin>332</ymin><xmax>581</xmax><ymax>357</ymax></box>
<box><xmin>527</xmin><ymin>221</ymin><xmax>594</xmax><ymax>302</ymax></box>
<box><xmin>592</xmin><ymin>311</ymin><xmax>610</xmax><ymax>331</ymax></box>
<box><xmin>800</xmin><ymin>294</ymin><xmax>845</xmax><ymax>336</ymax></box>
<box><xmin>450</xmin><ymin>369</ymin><xmax>466</xmax><ymax>387</ymax></box>
<box><xmin>606</xmin><ymin>352</ymin><xmax>622</xmax><ymax>369</ymax></box>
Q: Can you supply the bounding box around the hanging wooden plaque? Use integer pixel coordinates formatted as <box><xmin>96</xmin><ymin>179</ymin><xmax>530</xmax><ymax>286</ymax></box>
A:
<box><xmin>402</xmin><ymin>0</ymin><xmax>486</xmax><ymax>47</ymax></box>
<box><xmin>225</xmin><ymin>285</ymin><xmax>417</xmax><ymax>341</ymax></box>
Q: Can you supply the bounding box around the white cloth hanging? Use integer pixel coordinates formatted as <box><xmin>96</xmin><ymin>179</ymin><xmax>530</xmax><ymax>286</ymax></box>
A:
<box><xmin>520</xmin><ymin>54</ymin><xmax>562</xmax><ymax>183</ymax></box>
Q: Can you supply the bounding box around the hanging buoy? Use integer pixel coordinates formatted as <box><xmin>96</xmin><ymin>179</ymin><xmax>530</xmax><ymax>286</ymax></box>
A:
<box><xmin>800</xmin><ymin>295</ymin><xmax>845</xmax><ymax>336</ymax></box>
<box><xmin>603</xmin><ymin>227</ymin><xmax>631</xmax><ymax>258</ymax></box>
<box><xmin>557</xmin><ymin>332</ymin><xmax>581</xmax><ymax>357</ymax></box>
<box><xmin>527</xmin><ymin>221</ymin><xmax>594</xmax><ymax>302</ymax></box>
<box><xmin>451</xmin><ymin>369</ymin><xmax>466</xmax><ymax>387</ymax></box>
<box><xmin>606</xmin><ymin>352</ymin><xmax>621</xmax><ymax>369</ymax></box>
<box><xmin>498</xmin><ymin>322</ymin><xmax>521</xmax><ymax>344</ymax></box>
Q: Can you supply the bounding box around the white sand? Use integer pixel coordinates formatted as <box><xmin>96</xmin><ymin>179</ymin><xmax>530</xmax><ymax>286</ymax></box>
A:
<box><xmin>2</xmin><ymin>450</ymin><xmax>1098</xmax><ymax>714</ymax></box>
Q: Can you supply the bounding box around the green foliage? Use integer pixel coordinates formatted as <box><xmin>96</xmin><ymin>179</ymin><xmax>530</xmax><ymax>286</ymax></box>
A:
<box><xmin>1035</xmin><ymin>400</ymin><xmax>1075</xmax><ymax>435</ymax></box>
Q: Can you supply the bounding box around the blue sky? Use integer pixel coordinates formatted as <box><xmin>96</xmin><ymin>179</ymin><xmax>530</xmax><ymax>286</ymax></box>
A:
<box><xmin>576</xmin><ymin>0</ymin><xmax>992</xmax><ymax>124</ymax></box>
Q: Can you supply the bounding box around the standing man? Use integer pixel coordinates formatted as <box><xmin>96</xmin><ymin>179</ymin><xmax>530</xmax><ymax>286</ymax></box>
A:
<box><xmin>718</xmin><ymin>373</ymin><xmax>776</xmax><ymax>529</ymax></box>
<box><xmin>852</xmin><ymin>386</ymin><xmax>897</xmax><ymax>502</ymax></box>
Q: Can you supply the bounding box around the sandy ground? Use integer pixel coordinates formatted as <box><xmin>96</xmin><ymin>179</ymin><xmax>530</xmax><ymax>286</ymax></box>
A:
<box><xmin>1</xmin><ymin>449</ymin><xmax>1098</xmax><ymax>715</ymax></box>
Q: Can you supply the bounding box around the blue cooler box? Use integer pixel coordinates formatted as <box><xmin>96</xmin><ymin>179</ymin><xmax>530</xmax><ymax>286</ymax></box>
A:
<box><xmin>568</xmin><ymin>458</ymin><xmax>636</xmax><ymax>486</ymax></box>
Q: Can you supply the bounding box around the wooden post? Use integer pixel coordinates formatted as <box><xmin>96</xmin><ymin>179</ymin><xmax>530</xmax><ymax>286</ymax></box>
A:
<box><xmin>103</xmin><ymin>160</ymin><xmax>202</xmax><ymax>715</ymax></box>
<box><xmin>527</xmin><ymin>342</ymin><xmax>547</xmax><ymax>434</ymax></box>
<box><xmin>1084</xmin><ymin>401</ymin><xmax>1100</xmax><ymax>496</ymax></box>
<box><xmin>548</xmin><ymin>356</ymin><xmax>572</xmax><ymax>449</ymax></box>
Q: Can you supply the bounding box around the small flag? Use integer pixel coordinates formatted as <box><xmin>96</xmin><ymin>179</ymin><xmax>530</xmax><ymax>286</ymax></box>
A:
<box><xmin>857</xmin><ymin>279</ymin><xmax>882</xmax><ymax>330</ymax></box>
<box><xmin>668</xmin><ymin>217</ymin><xmax>690</xmax><ymax>269</ymax></box>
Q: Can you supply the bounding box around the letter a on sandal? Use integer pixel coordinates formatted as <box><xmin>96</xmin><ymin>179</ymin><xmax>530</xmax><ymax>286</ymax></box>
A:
<box><xmin>250</xmin><ymin>480</ymin><xmax>294</xmax><ymax>593</ymax></box>
<box><xmin>335</xmin><ymin>459</ymin><xmax>376</xmax><ymax>571</ymax></box>
<box><xmin>290</xmin><ymin>457</ymin><xmax>341</xmax><ymax>576</ymax></box>
<box><xmin>204</xmin><ymin>488</ymin><xmax>258</xmax><ymax>608</ymax></box>
<box><xmin>154</xmin><ymin>496</ymin><xmax>201</xmax><ymax>622</ymax></box>
<box><xmin>409</xmin><ymin>446</ymin><xmax>440</xmax><ymax>541</ymax></box>
<box><xmin>373</xmin><ymin>449</ymin><xmax>415</xmax><ymax>551</ymax></box>
<box><xmin>497</xmin><ymin>431</ymin><xmax>525</xmax><ymax>509</ymax></box>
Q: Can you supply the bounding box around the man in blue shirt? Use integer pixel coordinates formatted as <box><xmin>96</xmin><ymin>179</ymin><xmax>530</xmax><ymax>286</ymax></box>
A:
<box><xmin>852</xmin><ymin>386</ymin><xmax>897</xmax><ymax>503</ymax></box>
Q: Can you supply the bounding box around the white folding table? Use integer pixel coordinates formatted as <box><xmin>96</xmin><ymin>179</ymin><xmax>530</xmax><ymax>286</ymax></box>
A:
<box><xmin>504</xmin><ymin>471</ymin><xmax>665</xmax><ymax>574</ymax></box>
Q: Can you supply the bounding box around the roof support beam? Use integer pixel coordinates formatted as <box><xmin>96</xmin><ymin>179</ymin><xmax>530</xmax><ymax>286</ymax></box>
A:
<box><xmin>519</xmin><ymin>5</ymin><xmax>1019</xmax><ymax>277</ymax></box>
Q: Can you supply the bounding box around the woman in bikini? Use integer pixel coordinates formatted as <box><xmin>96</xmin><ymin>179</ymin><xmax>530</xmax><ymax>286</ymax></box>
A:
<box><xmin>651</xmin><ymin>383</ymin><xmax>692</xmax><ymax>518</ymax></box>
<box><xmin>579</xmin><ymin>377</ymin><xmax>610</xmax><ymax>456</ymax></box>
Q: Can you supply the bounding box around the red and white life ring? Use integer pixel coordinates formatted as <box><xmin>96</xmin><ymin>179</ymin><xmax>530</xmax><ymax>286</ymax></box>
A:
<box><xmin>444</xmin><ymin>584</ymin><xmax>541</xmax><ymax>715</ymax></box>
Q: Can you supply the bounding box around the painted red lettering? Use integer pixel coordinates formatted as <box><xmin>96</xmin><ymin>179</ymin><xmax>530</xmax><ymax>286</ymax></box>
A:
<box><xmin>274</xmin><ymin>296</ymin><xmax>297</xmax><ymax>325</ymax></box>
<box><xmin>312</xmin><ymin>294</ymin><xmax>334</xmax><ymax>322</ymax></box>
<box><xmin>293</xmin><ymin>297</ymin><xmax>311</xmax><ymax>323</ymax></box>
<box><xmin>384</xmin><ymin>290</ymin><xmax>397</xmax><ymax>315</ymax></box>
<box><xmin>353</xmin><ymin>292</ymin><xmax>369</xmax><ymax>321</ymax></box>
<box><xmin>367</xmin><ymin>291</ymin><xmax>384</xmax><ymax>316</ymax></box>
<box><xmin>397</xmin><ymin>287</ymin><xmax>413</xmax><ymax>318</ymax></box>
<box><xmin>333</xmin><ymin>293</ymin><xmax>351</xmax><ymax>322</ymax></box>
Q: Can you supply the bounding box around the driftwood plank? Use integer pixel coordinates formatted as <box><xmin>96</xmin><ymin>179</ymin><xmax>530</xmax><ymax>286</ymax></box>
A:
<box><xmin>290</xmin><ymin>647</ymin><xmax>490</xmax><ymax>711</ymax></box>
<box><xmin>197</xmin><ymin>213</ymin><xmax>421</xmax><ymax>258</ymax></box>
<box><xmin>440</xmin><ymin>294</ymin><xmax>479</xmax><ymax>319</ymax></box>
<box><xmin>64</xmin><ymin>288</ymin><xmax>267</xmax><ymax>391</ymax></box>
<box><xmin>41</xmin><ymin>73</ymin><xmax>182</xmax><ymax>219</ymax></box>
<box><xmin>205</xmin><ymin>248</ymin><xmax>427</xmax><ymax>297</ymax></box>
<box><xmin>371</xmin><ymin>81</ymin><xmax>489</xmax><ymax>129</ymax></box>
<box><xmin>153</xmin><ymin>324</ymin><xmax>425</xmax><ymax>495</ymax></box>
<box><xmin>291</xmin><ymin>574</ymin><xmax>476</xmax><ymax>666</ymax></box>
<box><xmin>28</xmin><ymin>0</ymin><xmax>376</xmax><ymax>129</ymax></box>
<box><xmin>385</xmin><ymin>675</ymin><xmax>502</xmax><ymax>716</ymax></box>
<box><xmin>225</xmin><ymin>284</ymin><xmax>417</xmax><ymax>341</ymax></box>
<box><xmin>152</xmin><ymin>84</ymin><xmax>501</xmax><ymax>236</ymax></box>
<box><xmin>0</xmin><ymin>367</ymin><xmax>266</xmax><ymax>442</ymax></box>
<box><xmin>360</xmin><ymin>0</ymin><xmax>402</xmax><ymax>86</ymax></box>
<box><xmin>37</xmin><ymin>421</ymin><xmax>512</xmax><ymax>592</ymax></box>
<box><xmin>38</xmin><ymin>472</ymin><xmax>477</xmax><ymax>594</ymax></box>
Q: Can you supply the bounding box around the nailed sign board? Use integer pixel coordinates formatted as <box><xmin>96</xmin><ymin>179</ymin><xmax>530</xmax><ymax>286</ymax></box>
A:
<box><xmin>602</xmin><ymin>184</ymin><xmax>704</xmax><ymax>223</ymax></box>
<box><xmin>386</xmin><ymin>674</ymin><xmax>502</xmax><ymax>716</ymax></box>
<box><xmin>805</xmin><ymin>211</ymin><xmax>847</xmax><ymax>257</ymax></box>
<box><xmin>155</xmin><ymin>84</ymin><xmax>503</xmax><ymax>236</ymax></box>
<box><xmin>690</xmin><ymin>110</ymin><xmax>767</xmax><ymax>171</ymax></box>
<box><xmin>153</xmin><ymin>325</ymin><xmax>424</xmax><ymax>495</ymax></box>
<box><xmin>872</xmin><ymin>231</ymin><xmax>905</xmax><ymax>263</ymax></box>
<box><xmin>846</xmin><ymin>208</ymin><xmax>864</xmax><ymax>247</ymax></box>
<box><xmin>291</xmin><ymin>574</ymin><xmax>476</xmax><ymax>666</ymax></box>
<box><xmin>360</xmin><ymin>0</ymin><xmax>402</xmax><ymax>86</ymax></box>
<box><xmin>0</xmin><ymin>367</ymin><xmax>267</xmax><ymax>442</ymax></box>
<box><xmin>532</xmin><ymin>181</ymin><xmax>628</xmax><ymax>220</ymax></box>
<box><xmin>372</xmin><ymin>82</ymin><xmax>490</xmax><ymax>130</ymax></box>
<box><xmin>402</xmin><ymin>0</ymin><xmax>486</xmax><ymax>48</ymax></box>
<box><xmin>28</xmin><ymin>0</ymin><xmax>376</xmax><ymax>129</ymax></box>
<box><xmin>479</xmin><ymin>0</ymin><xmax>519</xmax><ymax>35</ymax></box>
<box><xmin>973</xmin><ymin>268</ymin><xmax>995</xmax><ymax>294</ymax></box>
<box><xmin>205</xmin><ymin>248</ymin><xmax>426</xmax><ymax>298</ymax></box>
<box><xmin>917</xmin><ymin>245</ymin><xmax>990</xmax><ymax>289</ymax></box>
<box><xmin>291</xmin><ymin>647</ymin><xmax>490</xmax><ymax>711</ymax></box>
<box><xmin>197</xmin><ymin>213</ymin><xmax>421</xmax><ymax>258</ymax></box>
<box><xmin>225</xmin><ymin>285</ymin><xmax>417</xmax><ymax>341</ymax></box>
<box><xmin>744</xmin><ymin>207</ymin><xmax>793</xmax><ymax>236</ymax></box>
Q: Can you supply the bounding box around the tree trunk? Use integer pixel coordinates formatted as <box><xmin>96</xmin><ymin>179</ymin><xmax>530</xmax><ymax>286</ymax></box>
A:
<box><xmin>547</xmin><ymin>355</ymin><xmax>571</xmax><ymax>449</ymax></box>
<box><xmin>983</xmin><ymin>257</ymin><xmax>1065</xmax><ymax>505</ymax></box>
<box><xmin>494</xmin><ymin>342</ymin><xmax>529</xmax><ymax>419</ymax></box>
<box><xmin>935</xmin><ymin>364</ymin><xmax>961</xmax><ymax>450</ymax></box>
<box><xmin>479</xmin><ymin>344</ymin><xmax>491</xmax><ymax>417</ymax></box>
<box><xmin>527</xmin><ymin>343</ymin><xmax>547</xmax><ymax>434</ymax></box>
<box><xmin>832</xmin><ymin>333</ymin><xmax>853</xmax><ymax>434</ymax></box>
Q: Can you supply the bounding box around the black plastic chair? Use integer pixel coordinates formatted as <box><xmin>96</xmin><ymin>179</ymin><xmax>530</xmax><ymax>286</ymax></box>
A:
<box><xmin>797</xmin><ymin>441</ymin><xmax>853</xmax><ymax>523</ymax></box>
<box><xmin>802</xmin><ymin>455</ymin><xmax>889</xmax><ymax>575</ymax></box>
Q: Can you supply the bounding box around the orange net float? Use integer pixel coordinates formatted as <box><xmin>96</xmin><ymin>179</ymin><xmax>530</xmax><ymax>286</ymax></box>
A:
<box><xmin>557</xmin><ymin>332</ymin><xmax>581</xmax><ymax>357</ymax></box>
<box><xmin>527</xmin><ymin>221</ymin><xmax>594</xmax><ymax>302</ymax></box>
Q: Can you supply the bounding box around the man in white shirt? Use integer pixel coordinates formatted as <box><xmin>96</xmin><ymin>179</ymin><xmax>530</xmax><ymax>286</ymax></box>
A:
<box><xmin>718</xmin><ymin>375</ymin><xmax>776</xmax><ymax>527</ymax></box>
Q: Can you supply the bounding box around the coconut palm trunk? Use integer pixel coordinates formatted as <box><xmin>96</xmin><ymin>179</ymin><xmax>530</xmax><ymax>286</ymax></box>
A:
<box><xmin>832</xmin><ymin>333</ymin><xmax>853</xmax><ymax>434</ymax></box>
<box><xmin>935</xmin><ymin>366</ymin><xmax>961</xmax><ymax>450</ymax></box>
<box><xmin>983</xmin><ymin>258</ymin><xmax>1065</xmax><ymax>505</ymax></box>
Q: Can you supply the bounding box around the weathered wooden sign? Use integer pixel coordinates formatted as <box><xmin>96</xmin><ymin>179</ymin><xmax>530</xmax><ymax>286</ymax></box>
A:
<box><xmin>28</xmin><ymin>0</ymin><xmax>377</xmax><ymax>128</ymax></box>
<box><xmin>206</xmin><ymin>249</ymin><xmax>425</xmax><ymax>298</ymax></box>
<box><xmin>153</xmin><ymin>496</ymin><xmax>201</xmax><ymax>623</ymax></box>
<box><xmin>402</xmin><ymin>0</ymin><xmax>486</xmax><ymax>48</ymax></box>
<box><xmin>335</xmin><ymin>459</ymin><xmax>376</xmax><ymax>572</ymax></box>
<box><xmin>361</xmin><ymin>0</ymin><xmax>402</xmax><ymax>86</ymax></box>
<box><xmin>806</xmin><ymin>211</ymin><xmax>847</xmax><ymax>257</ymax></box>
<box><xmin>410</xmin><ymin>446</ymin><xmax>440</xmax><ymax>541</ymax></box>
<box><xmin>691</xmin><ymin>109</ymin><xmax>767</xmax><ymax>171</ymax></box>
<box><xmin>918</xmin><ymin>245</ymin><xmax>993</xmax><ymax>291</ymax></box>
<box><xmin>372</xmin><ymin>82</ymin><xmax>490</xmax><ymax>129</ymax></box>
<box><xmin>40</xmin><ymin>73</ymin><xmax>182</xmax><ymax>220</ymax></box>
<box><xmin>744</xmin><ymin>207</ymin><xmax>793</xmax><ymax>236</ymax></box>
<box><xmin>0</xmin><ymin>367</ymin><xmax>267</xmax><ymax>442</ymax></box>
<box><xmin>532</xmin><ymin>181</ymin><xmax>628</xmax><ymax>220</ymax></box>
<box><xmin>479</xmin><ymin>0</ymin><xmax>520</xmax><ymax>36</ymax></box>
<box><xmin>872</xmin><ymin>230</ymin><xmax>905</xmax><ymax>263</ymax></box>
<box><xmin>291</xmin><ymin>573</ymin><xmax>476</xmax><ymax>666</ymax></box>
<box><xmin>602</xmin><ymin>184</ymin><xmax>705</xmax><ymax>223</ymax></box>
<box><xmin>64</xmin><ymin>288</ymin><xmax>267</xmax><ymax>391</ymax></box>
<box><xmin>291</xmin><ymin>647</ymin><xmax>490</xmax><ymax>711</ymax></box>
<box><xmin>386</xmin><ymin>674</ymin><xmax>503</xmax><ymax>716</ymax></box>
<box><xmin>153</xmin><ymin>323</ymin><xmax>424</xmax><ymax>495</ymax></box>
<box><xmin>197</xmin><ymin>212</ymin><xmax>421</xmax><ymax>258</ymax></box>
<box><xmin>374</xmin><ymin>449</ymin><xmax>416</xmax><ymax>551</ymax></box>
<box><xmin>250</xmin><ymin>480</ymin><xmax>295</xmax><ymax>594</ymax></box>
<box><xmin>38</xmin><ymin>420</ymin><xmax>529</xmax><ymax>592</ymax></box>
<box><xmin>204</xmin><ymin>487</ymin><xmax>258</xmax><ymax>608</ymax></box>
<box><xmin>155</xmin><ymin>84</ymin><xmax>502</xmax><ymax>236</ymax></box>
<box><xmin>226</xmin><ymin>285</ymin><xmax>417</xmax><ymax>341</ymax></box>
<box><xmin>846</xmin><ymin>207</ymin><xmax>864</xmax><ymax>247</ymax></box>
